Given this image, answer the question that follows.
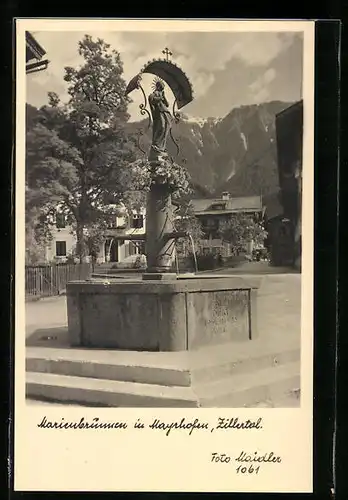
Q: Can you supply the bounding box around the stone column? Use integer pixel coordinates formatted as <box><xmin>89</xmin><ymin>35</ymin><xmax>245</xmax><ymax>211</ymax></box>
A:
<box><xmin>145</xmin><ymin>182</ymin><xmax>175</xmax><ymax>274</ymax></box>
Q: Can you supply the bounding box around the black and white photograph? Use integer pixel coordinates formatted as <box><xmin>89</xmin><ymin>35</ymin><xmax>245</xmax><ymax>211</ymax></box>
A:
<box><xmin>16</xmin><ymin>18</ymin><xmax>314</xmax><ymax>492</ymax></box>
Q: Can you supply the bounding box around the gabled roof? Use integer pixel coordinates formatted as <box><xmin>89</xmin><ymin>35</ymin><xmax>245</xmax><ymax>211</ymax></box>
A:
<box><xmin>190</xmin><ymin>195</ymin><xmax>263</xmax><ymax>215</ymax></box>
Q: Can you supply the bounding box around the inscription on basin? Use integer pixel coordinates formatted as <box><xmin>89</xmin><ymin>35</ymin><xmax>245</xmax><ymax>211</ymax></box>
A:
<box><xmin>187</xmin><ymin>290</ymin><xmax>250</xmax><ymax>349</ymax></box>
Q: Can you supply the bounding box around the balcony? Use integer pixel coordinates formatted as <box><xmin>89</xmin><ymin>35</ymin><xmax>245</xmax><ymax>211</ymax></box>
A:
<box><xmin>104</xmin><ymin>227</ymin><xmax>128</xmax><ymax>237</ymax></box>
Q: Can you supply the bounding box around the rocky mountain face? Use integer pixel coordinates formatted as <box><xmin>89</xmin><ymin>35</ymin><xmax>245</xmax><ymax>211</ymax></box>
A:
<box><xmin>128</xmin><ymin>100</ymin><xmax>294</xmax><ymax>198</ymax></box>
<box><xmin>27</xmin><ymin>100</ymin><xmax>295</xmax><ymax>202</ymax></box>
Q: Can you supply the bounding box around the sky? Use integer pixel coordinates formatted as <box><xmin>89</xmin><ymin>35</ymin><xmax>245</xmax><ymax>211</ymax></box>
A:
<box><xmin>26</xmin><ymin>30</ymin><xmax>303</xmax><ymax>121</ymax></box>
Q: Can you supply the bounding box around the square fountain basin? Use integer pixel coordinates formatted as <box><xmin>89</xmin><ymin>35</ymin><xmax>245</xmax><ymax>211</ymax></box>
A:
<box><xmin>67</xmin><ymin>276</ymin><xmax>260</xmax><ymax>352</ymax></box>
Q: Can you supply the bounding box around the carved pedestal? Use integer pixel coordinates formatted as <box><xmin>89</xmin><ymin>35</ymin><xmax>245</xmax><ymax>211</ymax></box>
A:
<box><xmin>145</xmin><ymin>181</ymin><xmax>175</xmax><ymax>274</ymax></box>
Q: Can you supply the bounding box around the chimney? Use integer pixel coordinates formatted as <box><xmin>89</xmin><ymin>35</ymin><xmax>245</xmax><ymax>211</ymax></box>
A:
<box><xmin>221</xmin><ymin>192</ymin><xmax>231</xmax><ymax>200</ymax></box>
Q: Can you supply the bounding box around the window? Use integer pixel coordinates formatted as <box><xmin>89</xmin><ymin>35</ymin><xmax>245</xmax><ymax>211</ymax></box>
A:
<box><xmin>129</xmin><ymin>241</ymin><xmax>137</xmax><ymax>256</ymax></box>
<box><xmin>202</xmin><ymin>217</ymin><xmax>219</xmax><ymax>229</ymax></box>
<box><xmin>202</xmin><ymin>217</ymin><xmax>219</xmax><ymax>237</ymax></box>
<box><xmin>56</xmin><ymin>241</ymin><xmax>67</xmax><ymax>257</ymax></box>
<box><xmin>124</xmin><ymin>241</ymin><xmax>137</xmax><ymax>258</ymax></box>
<box><xmin>116</xmin><ymin>218</ymin><xmax>127</xmax><ymax>229</ymax></box>
<box><xmin>56</xmin><ymin>213</ymin><xmax>66</xmax><ymax>229</ymax></box>
<box><xmin>131</xmin><ymin>215</ymin><xmax>144</xmax><ymax>229</ymax></box>
<box><xmin>211</xmin><ymin>203</ymin><xmax>226</xmax><ymax>211</ymax></box>
<box><xmin>107</xmin><ymin>220</ymin><xmax>117</xmax><ymax>229</ymax></box>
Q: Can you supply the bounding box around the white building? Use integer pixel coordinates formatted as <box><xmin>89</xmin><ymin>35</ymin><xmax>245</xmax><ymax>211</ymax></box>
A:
<box><xmin>101</xmin><ymin>204</ymin><xmax>146</xmax><ymax>264</ymax></box>
<box><xmin>44</xmin><ymin>204</ymin><xmax>146</xmax><ymax>264</ymax></box>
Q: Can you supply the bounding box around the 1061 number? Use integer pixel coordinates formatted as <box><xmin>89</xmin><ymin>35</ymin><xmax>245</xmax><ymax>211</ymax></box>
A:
<box><xmin>236</xmin><ymin>465</ymin><xmax>260</xmax><ymax>474</ymax></box>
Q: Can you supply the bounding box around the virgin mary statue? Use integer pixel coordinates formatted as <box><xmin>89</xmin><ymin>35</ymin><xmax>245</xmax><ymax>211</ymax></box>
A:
<box><xmin>148</xmin><ymin>78</ymin><xmax>173</xmax><ymax>159</ymax></box>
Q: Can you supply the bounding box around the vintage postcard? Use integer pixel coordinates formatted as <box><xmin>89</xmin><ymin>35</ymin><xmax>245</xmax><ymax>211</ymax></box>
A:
<box><xmin>15</xmin><ymin>18</ymin><xmax>314</xmax><ymax>492</ymax></box>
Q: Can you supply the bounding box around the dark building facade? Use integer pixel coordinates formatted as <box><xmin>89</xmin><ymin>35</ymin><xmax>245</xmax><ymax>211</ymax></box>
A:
<box><xmin>268</xmin><ymin>100</ymin><xmax>303</xmax><ymax>269</ymax></box>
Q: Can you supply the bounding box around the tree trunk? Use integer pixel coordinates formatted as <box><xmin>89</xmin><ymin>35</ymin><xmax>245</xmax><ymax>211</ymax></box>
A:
<box><xmin>76</xmin><ymin>222</ymin><xmax>88</xmax><ymax>264</ymax></box>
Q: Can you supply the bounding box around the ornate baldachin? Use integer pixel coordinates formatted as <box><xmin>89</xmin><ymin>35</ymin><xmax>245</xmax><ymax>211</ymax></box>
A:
<box><xmin>167</xmin><ymin>98</ymin><xmax>181</xmax><ymax>157</ymax></box>
<box><xmin>172</xmin><ymin>98</ymin><xmax>181</xmax><ymax>124</ymax></box>
<box><xmin>135</xmin><ymin>81</ymin><xmax>152</xmax><ymax>155</ymax></box>
<box><xmin>138</xmin><ymin>83</ymin><xmax>152</xmax><ymax>129</ymax></box>
<box><xmin>138</xmin><ymin>57</ymin><xmax>193</xmax><ymax>110</ymax></box>
<box><xmin>169</xmin><ymin>127</ymin><xmax>180</xmax><ymax>157</ymax></box>
<box><xmin>125</xmin><ymin>51</ymin><xmax>194</xmax><ymax>177</ymax></box>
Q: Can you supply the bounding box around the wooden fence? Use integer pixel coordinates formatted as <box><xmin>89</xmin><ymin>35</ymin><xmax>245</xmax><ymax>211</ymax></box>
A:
<box><xmin>25</xmin><ymin>263</ymin><xmax>92</xmax><ymax>298</ymax></box>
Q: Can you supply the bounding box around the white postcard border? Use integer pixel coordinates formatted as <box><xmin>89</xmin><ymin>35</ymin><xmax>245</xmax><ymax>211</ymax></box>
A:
<box><xmin>15</xmin><ymin>19</ymin><xmax>315</xmax><ymax>493</ymax></box>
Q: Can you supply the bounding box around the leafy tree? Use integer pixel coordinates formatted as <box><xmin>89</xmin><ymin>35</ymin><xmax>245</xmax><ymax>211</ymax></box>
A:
<box><xmin>25</xmin><ymin>105</ymin><xmax>51</xmax><ymax>263</ymax></box>
<box><xmin>218</xmin><ymin>213</ymin><xmax>267</xmax><ymax>253</ymax></box>
<box><xmin>26</xmin><ymin>35</ymin><xmax>137</xmax><ymax>262</ymax></box>
<box><xmin>25</xmin><ymin>205</ymin><xmax>47</xmax><ymax>265</ymax></box>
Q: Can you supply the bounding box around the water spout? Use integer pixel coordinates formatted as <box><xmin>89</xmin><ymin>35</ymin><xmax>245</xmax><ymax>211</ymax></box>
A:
<box><xmin>188</xmin><ymin>233</ymin><xmax>199</xmax><ymax>274</ymax></box>
<box><xmin>175</xmin><ymin>245</ymin><xmax>180</xmax><ymax>275</ymax></box>
<box><xmin>104</xmin><ymin>237</ymin><xmax>116</xmax><ymax>282</ymax></box>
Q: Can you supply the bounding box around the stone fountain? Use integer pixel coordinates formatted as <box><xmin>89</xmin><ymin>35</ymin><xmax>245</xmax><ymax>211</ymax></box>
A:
<box><xmin>64</xmin><ymin>50</ymin><xmax>263</xmax><ymax>407</ymax></box>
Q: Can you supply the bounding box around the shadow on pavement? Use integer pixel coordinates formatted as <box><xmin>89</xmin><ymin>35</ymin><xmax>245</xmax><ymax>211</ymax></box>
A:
<box><xmin>26</xmin><ymin>326</ymin><xmax>69</xmax><ymax>348</ymax></box>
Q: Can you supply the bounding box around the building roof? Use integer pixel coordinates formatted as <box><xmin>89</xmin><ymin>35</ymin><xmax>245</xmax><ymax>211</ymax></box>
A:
<box><xmin>26</xmin><ymin>32</ymin><xmax>46</xmax><ymax>62</ymax></box>
<box><xmin>190</xmin><ymin>195</ymin><xmax>263</xmax><ymax>215</ymax></box>
<box><xmin>26</xmin><ymin>32</ymin><xmax>49</xmax><ymax>74</ymax></box>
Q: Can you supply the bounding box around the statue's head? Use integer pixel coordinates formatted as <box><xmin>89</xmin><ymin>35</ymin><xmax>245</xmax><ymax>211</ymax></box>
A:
<box><xmin>152</xmin><ymin>77</ymin><xmax>165</xmax><ymax>92</ymax></box>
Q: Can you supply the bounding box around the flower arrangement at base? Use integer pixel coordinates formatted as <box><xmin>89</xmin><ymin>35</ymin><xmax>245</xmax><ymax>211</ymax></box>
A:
<box><xmin>127</xmin><ymin>155</ymin><xmax>192</xmax><ymax>197</ymax></box>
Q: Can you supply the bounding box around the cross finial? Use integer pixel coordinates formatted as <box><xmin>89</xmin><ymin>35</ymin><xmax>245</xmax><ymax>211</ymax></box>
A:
<box><xmin>162</xmin><ymin>47</ymin><xmax>173</xmax><ymax>61</ymax></box>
